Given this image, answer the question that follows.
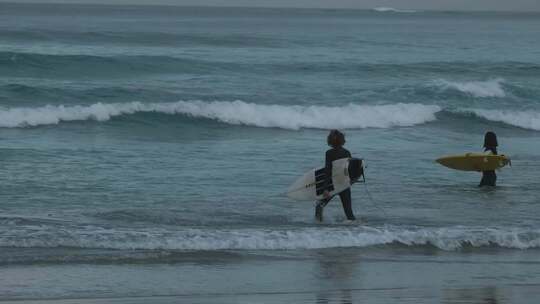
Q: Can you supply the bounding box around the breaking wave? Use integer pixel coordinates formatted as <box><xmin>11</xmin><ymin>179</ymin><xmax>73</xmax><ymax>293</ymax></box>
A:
<box><xmin>456</xmin><ymin>108</ymin><xmax>540</xmax><ymax>131</ymax></box>
<box><xmin>434</xmin><ymin>78</ymin><xmax>507</xmax><ymax>98</ymax></box>
<box><xmin>0</xmin><ymin>225</ymin><xmax>539</xmax><ymax>251</ymax></box>
<box><xmin>4</xmin><ymin>100</ymin><xmax>540</xmax><ymax>131</ymax></box>
<box><xmin>0</xmin><ymin>101</ymin><xmax>441</xmax><ymax>130</ymax></box>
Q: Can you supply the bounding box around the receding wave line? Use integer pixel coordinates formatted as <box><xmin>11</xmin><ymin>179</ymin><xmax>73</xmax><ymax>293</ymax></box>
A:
<box><xmin>1</xmin><ymin>225</ymin><xmax>538</xmax><ymax>251</ymax></box>
<box><xmin>434</xmin><ymin>78</ymin><xmax>506</xmax><ymax>98</ymax></box>
<box><xmin>0</xmin><ymin>101</ymin><xmax>441</xmax><ymax>130</ymax></box>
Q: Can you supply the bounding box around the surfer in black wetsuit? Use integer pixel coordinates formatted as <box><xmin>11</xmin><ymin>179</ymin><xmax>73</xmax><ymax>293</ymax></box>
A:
<box><xmin>479</xmin><ymin>131</ymin><xmax>498</xmax><ymax>187</ymax></box>
<box><xmin>315</xmin><ymin>129</ymin><xmax>356</xmax><ymax>222</ymax></box>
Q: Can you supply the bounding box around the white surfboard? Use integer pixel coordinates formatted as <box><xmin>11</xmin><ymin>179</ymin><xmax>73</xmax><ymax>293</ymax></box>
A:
<box><xmin>287</xmin><ymin>158</ymin><xmax>362</xmax><ymax>201</ymax></box>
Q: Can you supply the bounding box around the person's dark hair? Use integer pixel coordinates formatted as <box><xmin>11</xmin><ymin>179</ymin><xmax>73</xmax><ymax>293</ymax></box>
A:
<box><xmin>484</xmin><ymin>131</ymin><xmax>498</xmax><ymax>148</ymax></box>
<box><xmin>327</xmin><ymin>129</ymin><xmax>346</xmax><ymax>148</ymax></box>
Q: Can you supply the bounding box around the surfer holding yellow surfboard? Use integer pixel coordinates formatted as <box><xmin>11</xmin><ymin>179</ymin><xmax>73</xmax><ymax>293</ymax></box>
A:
<box><xmin>479</xmin><ymin>131</ymin><xmax>499</xmax><ymax>187</ymax></box>
<box><xmin>436</xmin><ymin>131</ymin><xmax>510</xmax><ymax>187</ymax></box>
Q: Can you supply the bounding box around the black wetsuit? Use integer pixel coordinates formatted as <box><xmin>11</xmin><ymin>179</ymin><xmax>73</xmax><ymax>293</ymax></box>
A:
<box><xmin>479</xmin><ymin>147</ymin><xmax>497</xmax><ymax>187</ymax></box>
<box><xmin>315</xmin><ymin>147</ymin><xmax>355</xmax><ymax>221</ymax></box>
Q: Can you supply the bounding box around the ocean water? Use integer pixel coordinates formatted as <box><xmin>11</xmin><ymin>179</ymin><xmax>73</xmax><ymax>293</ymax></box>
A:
<box><xmin>1</xmin><ymin>3</ymin><xmax>540</xmax><ymax>303</ymax></box>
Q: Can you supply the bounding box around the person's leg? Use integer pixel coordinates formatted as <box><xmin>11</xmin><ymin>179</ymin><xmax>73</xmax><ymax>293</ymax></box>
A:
<box><xmin>479</xmin><ymin>171</ymin><xmax>496</xmax><ymax>187</ymax></box>
<box><xmin>479</xmin><ymin>172</ymin><xmax>487</xmax><ymax>187</ymax></box>
<box><xmin>487</xmin><ymin>171</ymin><xmax>497</xmax><ymax>186</ymax></box>
<box><xmin>315</xmin><ymin>198</ymin><xmax>331</xmax><ymax>222</ymax></box>
<box><xmin>338</xmin><ymin>188</ymin><xmax>355</xmax><ymax>220</ymax></box>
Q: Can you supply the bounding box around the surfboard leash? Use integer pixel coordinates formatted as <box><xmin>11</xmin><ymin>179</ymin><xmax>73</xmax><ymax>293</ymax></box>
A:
<box><xmin>359</xmin><ymin>170</ymin><xmax>389</xmax><ymax>217</ymax></box>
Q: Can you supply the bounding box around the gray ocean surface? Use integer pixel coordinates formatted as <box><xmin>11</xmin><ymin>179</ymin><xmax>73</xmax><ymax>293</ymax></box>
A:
<box><xmin>1</xmin><ymin>3</ymin><xmax>540</xmax><ymax>303</ymax></box>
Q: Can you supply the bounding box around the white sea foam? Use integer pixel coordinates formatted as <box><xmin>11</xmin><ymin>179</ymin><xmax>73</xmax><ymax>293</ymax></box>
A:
<box><xmin>1</xmin><ymin>226</ymin><xmax>539</xmax><ymax>251</ymax></box>
<box><xmin>0</xmin><ymin>101</ymin><xmax>441</xmax><ymax>130</ymax></box>
<box><xmin>372</xmin><ymin>7</ymin><xmax>417</xmax><ymax>13</ymax></box>
<box><xmin>0</xmin><ymin>102</ymin><xmax>138</xmax><ymax>127</ymax></box>
<box><xmin>458</xmin><ymin>108</ymin><xmax>540</xmax><ymax>131</ymax></box>
<box><xmin>434</xmin><ymin>78</ymin><xmax>506</xmax><ymax>98</ymax></box>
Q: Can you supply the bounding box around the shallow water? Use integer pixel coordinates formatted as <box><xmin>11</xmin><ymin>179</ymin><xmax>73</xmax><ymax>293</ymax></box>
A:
<box><xmin>0</xmin><ymin>3</ymin><xmax>539</xmax><ymax>303</ymax></box>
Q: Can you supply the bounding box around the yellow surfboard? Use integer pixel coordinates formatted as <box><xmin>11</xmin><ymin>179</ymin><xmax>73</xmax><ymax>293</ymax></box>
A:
<box><xmin>436</xmin><ymin>153</ymin><xmax>510</xmax><ymax>172</ymax></box>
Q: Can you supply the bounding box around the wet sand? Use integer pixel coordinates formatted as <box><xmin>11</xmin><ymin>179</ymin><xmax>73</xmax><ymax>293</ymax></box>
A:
<box><xmin>1</xmin><ymin>248</ymin><xmax>539</xmax><ymax>304</ymax></box>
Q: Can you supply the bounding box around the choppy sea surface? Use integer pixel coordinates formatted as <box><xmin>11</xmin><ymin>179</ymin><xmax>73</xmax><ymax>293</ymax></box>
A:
<box><xmin>1</xmin><ymin>3</ymin><xmax>540</xmax><ymax>303</ymax></box>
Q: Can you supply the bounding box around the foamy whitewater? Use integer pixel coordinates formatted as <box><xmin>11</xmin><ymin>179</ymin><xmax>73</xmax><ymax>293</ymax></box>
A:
<box><xmin>4</xmin><ymin>100</ymin><xmax>540</xmax><ymax>131</ymax></box>
<box><xmin>372</xmin><ymin>7</ymin><xmax>417</xmax><ymax>13</ymax></box>
<box><xmin>0</xmin><ymin>101</ymin><xmax>441</xmax><ymax>129</ymax></box>
<box><xmin>2</xmin><ymin>223</ymin><xmax>539</xmax><ymax>251</ymax></box>
<box><xmin>1</xmin><ymin>3</ymin><xmax>540</xmax><ymax>303</ymax></box>
<box><xmin>434</xmin><ymin>78</ymin><xmax>507</xmax><ymax>98</ymax></box>
<box><xmin>460</xmin><ymin>108</ymin><xmax>540</xmax><ymax>131</ymax></box>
